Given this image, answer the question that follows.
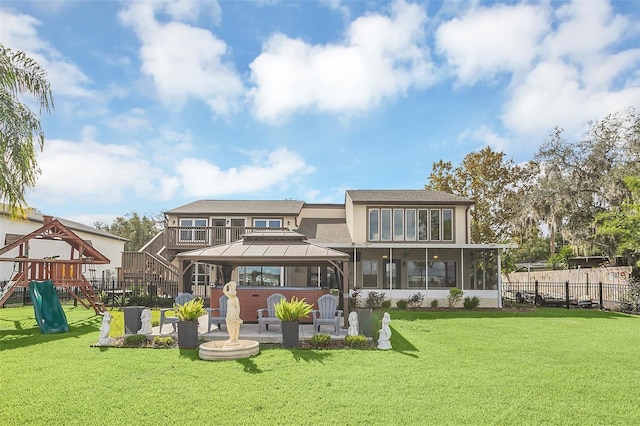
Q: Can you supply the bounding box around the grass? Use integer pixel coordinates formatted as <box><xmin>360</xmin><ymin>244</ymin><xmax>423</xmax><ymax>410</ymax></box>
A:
<box><xmin>1</xmin><ymin>305</ymin><xmax>639</xmax><ymax>425</ymax></box>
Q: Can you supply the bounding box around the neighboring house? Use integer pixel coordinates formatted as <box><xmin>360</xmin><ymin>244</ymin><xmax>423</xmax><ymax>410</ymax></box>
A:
<box><xmin>158</xmin><ymin>190</ymin><xmax>510</xmax><ymax>308</ymax></box>
<box><xmin>0</xmin><ymin>210</ymin><xmax>127</xmax><ymax>284</ymax></box>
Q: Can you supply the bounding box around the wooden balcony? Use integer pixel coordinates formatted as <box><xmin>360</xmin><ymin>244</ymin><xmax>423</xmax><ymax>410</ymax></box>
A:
<box><xmin>165</xmin><ymin>226</ymin><xmax>289</xmax><ymax>251</ymax></box>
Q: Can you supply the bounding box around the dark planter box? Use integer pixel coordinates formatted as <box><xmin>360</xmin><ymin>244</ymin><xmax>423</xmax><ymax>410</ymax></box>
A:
<box><xmin>123</xmin><ymin>306</ymin><xmax>145</xmax><ymax>334</ymax></box>
<box><xmin>177</xmin><ymin>320</ymin><xmax>199</xmax><ymax>349</ymax></box>
<box><xmin>281</xmin><ymin>321</ymin><xmax>299</xmax><ymax>348</ymax></box>
<box><xmin>357</xmin><ymin>309</ymin><xmax>373</xmax><ymax>337</ymax></box>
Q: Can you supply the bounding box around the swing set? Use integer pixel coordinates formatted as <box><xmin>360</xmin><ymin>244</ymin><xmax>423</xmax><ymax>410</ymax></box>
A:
<box><xmin>0</xmin><ymin>216</ymin><xmax>109</xmax><ymax>314</ymax></box>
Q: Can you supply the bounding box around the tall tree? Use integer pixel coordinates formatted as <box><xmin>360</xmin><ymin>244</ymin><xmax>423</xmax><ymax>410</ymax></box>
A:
<box><xmin>426</xmin><ymin>147</ymin><xmax>527</xmax><ymax>244</ymax></box>
<box><xmin>95</xmin><ymin>212</ymin><xmax>163</xmax><ymax>251</ymax></box>
<box><xmin>0</xmin><ymin>44</ymin><xmax>54</xmax><ymax>217</ymax></box>
<box><xmin>595</xmin><ymin>176</ymin><xmax>640</xmax><ymax>266</ymax></box>
<box><xmin>528</xmin><ymin>108</ymin><xmax>640</xmax><ymax>261</ymax></box>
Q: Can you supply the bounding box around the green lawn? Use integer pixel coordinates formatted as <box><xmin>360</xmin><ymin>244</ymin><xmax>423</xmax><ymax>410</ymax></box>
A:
<box><xmin>1</xmin><ymin>305</ymin><xmax>638</xmax><ymax>425</ymax></box>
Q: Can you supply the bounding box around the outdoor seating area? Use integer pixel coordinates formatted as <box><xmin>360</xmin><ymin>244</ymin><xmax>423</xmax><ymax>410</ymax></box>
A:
<box><xmin>152</xmin><ymin>312</ymin><xmax>348</xmax><ymax>343</ymax></box>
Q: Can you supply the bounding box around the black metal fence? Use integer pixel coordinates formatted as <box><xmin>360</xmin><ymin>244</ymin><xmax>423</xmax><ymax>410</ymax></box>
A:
<box><xmin>503</xmin><ymin>280</ymin><xmax>636</xmax><ymax>311</ymax></box>
<box><xmin>0</xmin><ymin>280</ymin><xmax>210</xmax><ymax>309</ymax></box>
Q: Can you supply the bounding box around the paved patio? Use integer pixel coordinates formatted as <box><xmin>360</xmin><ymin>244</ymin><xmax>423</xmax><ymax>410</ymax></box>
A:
<box><xmin>150</xmin><ymin>315</ymin><xmax>349</xmax><ymax>344</ymax></box>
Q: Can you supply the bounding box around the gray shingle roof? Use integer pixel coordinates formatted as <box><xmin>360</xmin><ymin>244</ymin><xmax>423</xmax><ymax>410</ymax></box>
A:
<box><xmin>165</xmin><ymin>200</ymin><xmax>305</xmax><ymax>215</ymax></box>
<box><xmin>296</xmin><ymin>218</ymin><xmax>353</xmax><ymax>244</ymax></box>
<box><xmin>346</xmin><ymin>189</ymin><xmax>472</xmax><ymax>204</ymax></box>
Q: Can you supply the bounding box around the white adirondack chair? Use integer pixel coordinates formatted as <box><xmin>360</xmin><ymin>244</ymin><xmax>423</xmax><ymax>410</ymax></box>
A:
<box><xmin>206</xmin><ymin>295</ymin><xmax>228</xmax><ymax>333</ymax></box>
<box><xmin>312</xmin><ymin>294</ymin><xmax>342</xmax><ymax>335</ymax></box>
<box><xmin>257</xmin><ymin>293</ymin><xmax>285</xmax><ymax>333</ymax></box>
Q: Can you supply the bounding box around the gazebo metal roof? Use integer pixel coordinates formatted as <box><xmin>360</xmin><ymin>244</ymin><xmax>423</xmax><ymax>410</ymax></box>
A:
<box><xmin>176</xmin><ymin>231</ymin><xmax>350</xmax><ymax>266</ymax></box>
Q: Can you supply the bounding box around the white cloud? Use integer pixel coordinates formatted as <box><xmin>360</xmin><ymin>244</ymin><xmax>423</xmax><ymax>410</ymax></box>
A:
<box><xmin>173</xmin><ymin>148</ymin><xmax>315</xmax><ymax>197</ymax></box>
<box><xmin>0</xmin><ymin>9</ymin><xmax>94</xmax><ymax>99</ymax></box>
<box><xmin>502</xmin><ymin>0</ymin><xmax>640</xmax><ymax>136</ymax></box>
<box><xmin>459</xmin><ymin>125</ymin><xmax>510</xmax><ymax>152</ymax></box>
<box><xmin>31</xmin><ymin>130</ymin><xmax>161</xmax><ymax>205</ymax></box>
<box><xmin>118</xmin><ymin>1</ymin><xmax>242</xmax><ymax>116</ymax></box>
<box><xmin>29</xmin><ymin>132</ymin><xmax>314</xmax><ymax>205</ymax></box>
<box><xmin>249</xmin><ymin>0</ymin><xmax>434</xmax><ymax>123</ymax></box>
<box><xmin>436</xmin><ymin>3</ymin><xmax>549</xmax><ymax>85</ymax></box>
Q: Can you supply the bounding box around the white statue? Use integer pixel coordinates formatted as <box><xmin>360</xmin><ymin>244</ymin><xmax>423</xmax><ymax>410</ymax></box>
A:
<box><xmin>347</xmin><ymin>311</ymin><xmax>359</xmax><ymax>336</ymax></box>
<box><xmin>377</xmin><ymin>312</ymin><xmax>392</xmax><ymax>350</ymax></box>
<box><xmin>223</xmin><ymin>281</ymin><xmax>243</xmax><ymax>346</ymax></box>
<box><xmin>96</xmin><ymin>311</ymin><xmax>113</xmax><ymax>346</ymax></box>
<box><xmin>137</xmin><ymin>308</ymin><xmax>152</xmax><ymax>335</ymax></box>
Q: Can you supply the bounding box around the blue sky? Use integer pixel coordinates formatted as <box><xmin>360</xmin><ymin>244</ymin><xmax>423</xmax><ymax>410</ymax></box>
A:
<box><xmin>2</xmin><ymin>0</ymin><xmax>639</xmax><ymax>226</ymax></box>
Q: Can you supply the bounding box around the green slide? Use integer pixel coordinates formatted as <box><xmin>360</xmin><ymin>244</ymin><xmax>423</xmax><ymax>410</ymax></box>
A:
<box><xmin>29</xmin><ymin>280</ymin><xmax>70</xmax><ymax>334</ymax></box>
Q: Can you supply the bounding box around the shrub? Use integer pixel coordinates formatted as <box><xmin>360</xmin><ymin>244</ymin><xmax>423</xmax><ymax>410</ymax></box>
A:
<box><xmin>407</xmin><ymin>292</ymin><xmax>424</xmax><ymax>308</ymax></box>
<box><xmin>176</xmin><ymin>298</ymin><xmax>207</xmax><ymax>321</ymax></box>
<box><xmin>396</xmin><ymin>299</ymin><xmax>408</xmax><ymax>309</ymax></box>
<box><xmin>381</xmin><ymin>300</ymin><xmax>391</xmax><ymax>309</ymax></box>
<box><xmin>430</xmin><ymin>299</ymin><xmax>439</xmax><ymax>308</ymax></box>
<box><xmin>463</xmin><ymin>296</ymin><xmax>480</xmax><ymax>310</ymax></box>
<box><xmin>275</xmin><ymin>297</ymin><xmax>313</xmax><ymax>321</ymax></box>
<box><xmin>124</xmin><ymin>334</ymin><xmax>148</xmax><ymax>347</ymax></box>
<box><xmin>447</xmin><ymin>288</ymin><xmax>464</xmax><ymax>308</ymax></box>
<box><xmin>152</xmin><ymin>336</ymin><xmax>175</xmax><ymax>348</ymax></box>
<box><xmin>345</xmin><ymin>334</ymin><xmax>367</xmax><ymax>349</ymax></box>
<box><xmin>309</xmin><ymin>334</ymin><xmax>331</xmax><ymax>348</ymax></box>
<box><xmin>365</xmin><ymin>291</ymin><xmax>386</xmax><ymax>309</ymax></box>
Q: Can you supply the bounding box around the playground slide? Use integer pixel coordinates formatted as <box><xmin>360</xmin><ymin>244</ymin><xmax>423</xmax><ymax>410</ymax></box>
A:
<box><xmin>29</xmin><ymin>280</ymin><xmax>70</xmax><ymax>334</ymax></box>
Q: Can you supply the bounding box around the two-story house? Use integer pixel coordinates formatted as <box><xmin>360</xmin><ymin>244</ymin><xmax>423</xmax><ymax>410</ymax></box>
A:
<box><xmin>162</xmin><ymin>189</ymin><xmax>508</xmax><ymax>314</ymax></box>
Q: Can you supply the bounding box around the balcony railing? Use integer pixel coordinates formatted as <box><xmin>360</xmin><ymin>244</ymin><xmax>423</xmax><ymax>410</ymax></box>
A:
<box><xmin>166</xmin><ymin>226</ymin><xmax>289</xmax><ymax>250</ymax></box>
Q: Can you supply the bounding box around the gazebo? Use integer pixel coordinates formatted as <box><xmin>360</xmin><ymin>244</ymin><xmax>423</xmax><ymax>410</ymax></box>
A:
<box><xmin>176</xmin><ymin>231</ymin><xmax>351</xmax><ymax>325</ymax></box>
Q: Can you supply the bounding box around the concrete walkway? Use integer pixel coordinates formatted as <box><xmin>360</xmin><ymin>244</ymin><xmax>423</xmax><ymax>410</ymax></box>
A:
<box><xmin>151</xmin><ymin>315</ymin><xmax>348</xmax><ymax>344</ymax></box>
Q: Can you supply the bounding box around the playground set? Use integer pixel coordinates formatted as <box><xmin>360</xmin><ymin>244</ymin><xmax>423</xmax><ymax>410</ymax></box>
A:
<box><xmin>0</xmin><ymin>216</ymin><xmax>110</xmax><ymax>333</ymax></box>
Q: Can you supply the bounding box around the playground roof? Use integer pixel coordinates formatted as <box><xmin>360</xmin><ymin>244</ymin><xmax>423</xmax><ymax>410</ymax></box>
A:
<box><xmin>0</xmin><ymin>216</ymin><xmax>110</xmax><ymax>264</ymax></box>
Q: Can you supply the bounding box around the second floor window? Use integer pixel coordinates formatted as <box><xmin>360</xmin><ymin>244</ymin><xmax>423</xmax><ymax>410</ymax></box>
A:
<box><xmin>253</xmin><ymin>219</ymin><xmax>282</xmax><ymax>228</ymax></box>
<box><xmin>369</xmin><ymin>208</ymin><xmax>454</xmax><ymax>242</ymax></box>
<box><xmin>179</xmin><ymin>218</ymin><xmax>207</xmax><ymax>242</ymax></box>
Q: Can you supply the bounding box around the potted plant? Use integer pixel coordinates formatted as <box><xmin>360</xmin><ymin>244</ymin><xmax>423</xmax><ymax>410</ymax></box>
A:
<box><xmin>175</xmin><ymin>298</ymin><xmax>206</xmax><ymax>349</ymax></box>
<box><xmin>275</xmin><ymin>296</ymin><xmax>313</xmax><ymax>348</ymax></box>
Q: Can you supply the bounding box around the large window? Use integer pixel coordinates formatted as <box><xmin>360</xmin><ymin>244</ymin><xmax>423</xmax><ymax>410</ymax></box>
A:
<box><xmin>369</xmin><ymin>209</ymin><xmax>379</xmax><ymax>240</ymax></box>
<box><xmin>370</xmin><ymin>208</ymin><xmax>453</xmax><ymax>242</ymax></box>
<box><xmin>407</xmin><ymin>261</ymin><xmax>426</xmax><ymax>288</ymax></box>
<box><xmin>381</xmin><ymin>209</ymin><xmax>392</xmax><ymax>241</ymax></box>
<box><xmin>362</xmin><ymin>260</ymin><xmax>378</xmax><ymax>288</ymax></box>
<box><xmin>179</xmin><ymin>218</ymin><xmax>207</xmax><ymax>242</ymax></box>
<box><xmin>239</xmin><ymin>266</ymin><xmax>282</xmax><ymax>286</ymax></box>
<box><xmin>428</xmin><ymin>261</ymin><xmax>457</xmax><ymax>288</ymax></box>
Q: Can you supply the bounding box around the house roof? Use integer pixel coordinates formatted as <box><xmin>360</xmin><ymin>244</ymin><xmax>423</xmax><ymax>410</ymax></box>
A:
<box><xmin>165</xmin><ymin>200</ymin><xmax>305</xmax><ymax>216</ymax></box>
<box><xmin>346</xmin><ymin>189</ymin><xmax>473</xmax><ymax>205</ymax></box>
<box><xmin>176</xmin><ymin>231</ymin><xmax>349</xmax><ymax>266</ymax></box>
<box><xmin>296</xmin><ymin>218</ymin><xmax>352</xmax><ymax>244</ymax></box>
<box><xmin>0</xmin><ymin>208</ymin><xmax>128</xmax><ymax>242</ymax></box>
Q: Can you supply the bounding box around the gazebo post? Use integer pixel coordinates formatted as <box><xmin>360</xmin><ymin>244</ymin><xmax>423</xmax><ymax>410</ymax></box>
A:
<box><xmin>342</xmin><ymin>260</ymin><xmax>349</xmax><ymax>328</ymax></box>
<box><xmin>178</xmin><ymin>260</ymin><xmax>185</xmax><ymax>293</ymax></box>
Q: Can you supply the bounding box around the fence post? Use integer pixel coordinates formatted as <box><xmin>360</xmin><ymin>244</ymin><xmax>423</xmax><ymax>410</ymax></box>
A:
<box><xmin>534</xmin><ymin>280</ymin><xmax>539</xmax><ymax>306</ymax></box>
<box><xmin>565</xmin><ymin>280</ymin><xmax>570</xmax><ymax>309</ymax></box>
<box><xmin>599</xmin><ymin>282</ymin><xmax>603</xmax><ymax>310</ymax></box>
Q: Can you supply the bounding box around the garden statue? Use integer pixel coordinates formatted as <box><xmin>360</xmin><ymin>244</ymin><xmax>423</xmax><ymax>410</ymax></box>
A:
<box><xmin>377</xmin><ymin>312</ymin><xmax>392</xmax><ymax>350</ymax></box>
<box><xmin>96</xmin><ymin>311</ymin><xmax>113</xmax><ymax>346</ymax></box>
<box><xmin>347</xmin><ymin>311</ymin><xmax>359</xmax><ymax>336</ymax></box>
<box><xmin>223</xmin><ymin>281</ymin><xmax>243</xmax><ymax>346</ymax></box>
<box><xmin>138</xmin><ymin>308</ymin><xmax>152</xmax><ymax>335</ymax></box>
